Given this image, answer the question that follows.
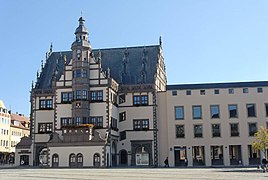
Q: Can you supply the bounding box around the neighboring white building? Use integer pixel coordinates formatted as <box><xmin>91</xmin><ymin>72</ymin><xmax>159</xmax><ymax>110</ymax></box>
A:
<box><xmin>0</xmin><ymin>100</ymin><xmax>11</xmax><ymax>164</ymax></box>
<box><xmin>0</xmin><ymin>100</ymin><xmax>30</xmax><ymax>165</ymax></box>
<box><xmin>16</xmin><ymin>17</ymin><xmax>268</xmax><ymax>168</ymax></box>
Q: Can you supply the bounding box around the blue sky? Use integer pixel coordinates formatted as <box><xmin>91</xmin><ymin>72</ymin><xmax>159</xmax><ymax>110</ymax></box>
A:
<box><xmin>1</xmin><ymin>0</ymin><xmax>268</xmax><ymax>116</ymax></box>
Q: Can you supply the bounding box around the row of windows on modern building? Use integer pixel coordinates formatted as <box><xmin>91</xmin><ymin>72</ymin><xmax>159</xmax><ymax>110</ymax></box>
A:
<box><xmin>172</xmin><ymin>87</ymin><xmax>264</xmax><ymax>96</ymax></box>
<box><xmin>39</xmin><ymin>92</ymin><xmax>149</xmax><ymax>110</ymax></box>
<box><xmin>175</xmin><ymin>122</ymin><xmax>264</xmax><ymax>138</ymax></box>
<box><xmin>175</xmin><ymin>103</ymin><xmax>268</xmax><ymax>120</ymax></box>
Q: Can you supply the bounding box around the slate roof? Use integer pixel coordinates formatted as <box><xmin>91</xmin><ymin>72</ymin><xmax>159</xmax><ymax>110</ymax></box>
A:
<box><xmin>36</xmin><ymin>45</ymin><xmax>160</xmax><ymax>90</ymax></box>
<box><xmin>167</xmin><ymin>81</ymin><xmax>268</xmax><ymax>90</ymax></box>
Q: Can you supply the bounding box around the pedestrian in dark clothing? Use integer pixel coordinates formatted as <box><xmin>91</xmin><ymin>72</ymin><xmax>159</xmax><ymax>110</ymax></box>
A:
<box><xmin>261</xmin><ymin>157</ymin><xmax>268</xmax><ymax>172</ymax></box>
<box><xmin>164</xmin><ymin>157</ymin><xmax>169</xmax><ymax>167</ymax></box>
<box><xmin>184</xmin><ymin>158</ymin><xmax>188</xmax><ymax>167</ymax></box>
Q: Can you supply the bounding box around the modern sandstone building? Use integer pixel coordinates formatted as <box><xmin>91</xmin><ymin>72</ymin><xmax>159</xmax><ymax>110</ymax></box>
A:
<box><xmin>15</xmin><ymin>17</ymin><xmax>268</xmax><ymax>167</ymax></box>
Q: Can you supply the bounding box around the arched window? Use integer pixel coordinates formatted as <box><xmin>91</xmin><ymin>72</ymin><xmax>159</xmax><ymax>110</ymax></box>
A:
<box><xmin>69</xmin><ymin>153</ymin><xmax>76</xmax><ymax>167</ymax></box>
<box><xmin>52</xmin><ymin>154</ymin><xmax>59</xmax><ymax>168</ymax></box>
<box><xmin>77</xmin><ymin>153</ymin><xmax>83</xmax><ymax>167</ymax></box>
<box><xmin>93</xmin><ymin>153</ymin><xmax>101</xmax><ymax>167</ymax></box>
<box><xmin>39</xmin><ymin>148</ymin><xmax>48</xmax><ymax>166</ymax></box>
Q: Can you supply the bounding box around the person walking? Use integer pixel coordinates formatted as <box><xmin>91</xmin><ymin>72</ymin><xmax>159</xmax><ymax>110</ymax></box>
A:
<box><xmin>164</xmin><ymin>157</ymin><xmax>169</xmax><ymax>167</ymax></box>
<box><xmin>184</xmin><ymin>158</ymin><xmax>188</xmax><ymax>167</ymax></box>
<box><xmin>261</xmin><ymin>157</ymin><xmax>268</xmax><ymax>172</ymax></box>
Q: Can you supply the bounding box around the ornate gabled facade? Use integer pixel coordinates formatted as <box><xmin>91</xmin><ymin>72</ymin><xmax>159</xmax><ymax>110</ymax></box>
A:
<box><xmin>16</xmin><ymin>17</ymin><xmax>268</xmax><ymax>168</ymax></box>
<box><xmin>20</xmin><ymin>17</ymin><xmax>166</xmax><ymax>167</ymax></box>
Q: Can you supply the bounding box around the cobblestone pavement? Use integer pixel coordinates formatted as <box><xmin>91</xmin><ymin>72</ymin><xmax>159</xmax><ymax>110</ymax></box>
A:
<box><xmin>0</xmin><ymin>167</ymin><xmax>268</xmax><ymax>180</ymax></box>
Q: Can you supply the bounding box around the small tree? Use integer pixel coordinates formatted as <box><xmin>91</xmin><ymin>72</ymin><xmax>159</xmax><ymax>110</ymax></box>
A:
<box><xmin>252</xmin><ymin>126</ymin><xmax>268</xmax><ymax>159</ymax></box>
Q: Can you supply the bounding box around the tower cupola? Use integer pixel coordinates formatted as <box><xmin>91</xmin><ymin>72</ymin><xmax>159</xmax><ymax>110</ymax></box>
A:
<box><xmin>71</xmin><ymin>17</ymin><xmax>91</xmax><ymax>50</ymax></box>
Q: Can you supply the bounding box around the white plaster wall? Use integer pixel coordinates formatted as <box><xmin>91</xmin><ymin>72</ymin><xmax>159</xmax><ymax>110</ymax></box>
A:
<box><xmin>49</xmin><ymin>146</ymin><xmax>104</xmax><ymax>167</ymax></box>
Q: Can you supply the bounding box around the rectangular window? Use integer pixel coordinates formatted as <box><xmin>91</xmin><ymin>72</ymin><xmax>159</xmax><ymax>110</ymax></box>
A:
<box><xmin>176</xmin><ymin>125</ymin><xmax>185</xmax><ymax>138</ymax></box>
<box><xmin>90</xmin><ymin>91</ymin><xmax>103</xmax><ymax>101</ymax></box>
<box><xmin>119</xmin><ymin>131</ymin><xmax>126</xmax><ymax>141</ymax></box>
<box><xmin>119</xmin><ymin>94</ymin><xmax>126</xmax><ymax>104</ymax></box>
<box><xmin>214</xmin><ymin>89</ymin><xmax>220</xmax><ymax>94</ymax></box>
<box><xmin>46</xmin><ymin>123</ymin><xmax>53</xmax><ymax>132</ymax></box>
<box><xmin>39</xmin><ymin>99</ymin><xmax>53</xmax><ymax>109</ymax></box>
<box><xmin>97</xmin><ymin>91</ymin><xmax>103</xmax><ymax>101</ymax></box>
<box><xmin>75</xmin><ymin>117</ymin><xmax>81</xmax><ymax>125</ymax></box>
<box><xmin>228</xmin><ymin>104</ymin><xmax>238</xmax><ymax>118</ymax></box>
<box><xmin>212</xmin><ymin>124</ymin><xmax>221</xmax><ymax>137</ymax></box>
<box><xmin>61</xmin><ymin>92</ymin><xmax>72</xmax><ymax>103</ymax></box>
<box><xmin>175</xmin><ymin>106</ymin><xmax>184</xmax><ymax>120</ymax></box>
<box><xmin>112</xmin><ymin>93</ymin><xmax>117</xmax><ymax>105</ymax></box>
<box><xmin>248</xmin><ymin>123</ymin><xmax>257</xmax><ymax>136</ymax></box>
<box><xmin>46</xmin><ymin>100</ymin><xmax>53</xmax><ymax>109</ymax></box>
<box><xmin>62</xmin><ymin>92</ymin><xmax>68</xmax><ymax>102</ymax></box>
<box><xmin>133</xmin><ymin>95</ymin><xmax>148</xmax><ymax>106</ymax></box>
<box><xmin>200</xmin><ymin>90</ymin><xmax>205</xmax><ymax>95</ymax></box>
<box><xmin>210</xmin><ymin>105</ymin><xmax>220</xmax><ymax>119</ymax></box>
<box><xmin>141</xmin><ymin>95</ymin><xmax>148</xmax><ymax>105</ymax></box>
<box><xmin>76</xmin><ymin>90</ymin><xmax>81</xmax><ymax>100</ymax></box>
<box><xmin>119</xmin><ymin>112</ymin><xmax>126</xmax><ymax>122</ymax></box>
<box><xmin>133</xmin><ymin>96</ymin><xmax>140</xmax><ymax>105</ymax></box>
<box><xmin>38</xmin><ymin>123</ymin><xmax>52</xmax><ymax>133</ymax></box>
<box><xmin>194</xmin><ymin>124</ymin><xmax>203</xmax><ymax>138</ymax></box>
<box><xmin>228</xmin><ymin>88</ymin><xmax>234</xmax><ymax>94</ymax></box>
<box><xmin>82</xmin><ymin>90</ymin><xmax>88</xmax><ymax>100</ymax></box>
<box><xmin>61</xmin><ymin>118</ymin><xmax>73</xmax><ymax>127</ymax></box>
<box><xmin>172</xmin><ymin>90</ymin><xmax>177</xmax><ymax>96</ymax></box>
<box><xmin>91</xmin><ymin>91</ymin><xmax>97</xmax><ymax>101</ymax></box>
<box><xmin>265</xmin><ymin>103</ymin><xmax>268</xmax><ymax>117</ymax></box>
<box><xmin>257</xmin><ymin>87</ymin><xmax>263</xmax><ymax>93</ymax></box>
<box><xmin>186</xmin><ymin>90</ymin><xmax>191</xmax><ymax>95</ymax></box>
<box><xmin>76</xmin><ymin>69</ymin><xmax>81</xmax><ymax>77</ymax></box>
<box><xmin>243</xmin><ymin>88</ymin><xmax>248</xmax><ymax>94</ymax></box>
<box><xmin>82</xmin><ymin>69</ymin><xmax>87</xmax><ymax>77</ymax></box>
<box><xmin>230</xmin><ymin>123</ymin><xmax>239</xmax><ymax>137</ymax></box>
<box><xmin>247</xmin><ymin>104</ymin><xmax>256</xmax><ymax>117</ymax></box>
<box><xmin>40</xmin><ymin>100</ymin><xmax>46</xmax><ymax>109</ymax></box>
<box><xmin>193</xmin><ymin>105</ymin><xmax>202</xmax><ymax>119</ymax></box>
<box><xmin>111</xmin><ymin>117</ymin><xmax>118</xmax><ymax>131</ymax></box>
<box><xmin>133</xmin><ymin>119</ymin><xmax>149</xmax><ymax>131</ymax></box>
<box><xmin>90</xmin><ymin>117</ymin><xmax>103</xmax><ymax>128</ymax></box>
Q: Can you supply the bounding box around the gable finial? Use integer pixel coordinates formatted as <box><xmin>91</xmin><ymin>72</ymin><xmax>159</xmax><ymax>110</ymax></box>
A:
<box><xmin>41</xmin><ymin>60</ymin><xmax>44</xmax><ymax>70</ymax></box>
<box><xmin>50</xmin><ymin>42</ymin><xmax>53</xmax><ymax>53</ymax></box>
<box><xmin>36</xmin><ymin>70</ymin><xmax>39</xmax><ymax>79</ymax></box>
<box><xmin>159</xmin><ymin>35</ymin><xmax>162</xmax><ymax>46</ymax></box>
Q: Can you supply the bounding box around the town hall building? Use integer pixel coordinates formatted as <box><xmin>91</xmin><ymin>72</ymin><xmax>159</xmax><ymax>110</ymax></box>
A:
<box><xmin>15</xmin><ymin>17</ymin><xmax>268</xmax><ymax>168</ymax></box>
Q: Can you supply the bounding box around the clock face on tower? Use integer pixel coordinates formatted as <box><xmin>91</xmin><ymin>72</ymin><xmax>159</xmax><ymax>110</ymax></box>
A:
<box><xmin>76</xmin><ymin>49</ymin><xmax>81</xmax><ymax>58</ymax></box>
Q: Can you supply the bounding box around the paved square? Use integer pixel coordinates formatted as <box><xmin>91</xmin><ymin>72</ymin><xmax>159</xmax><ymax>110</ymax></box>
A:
<box><xmin>0</xmin><ymin>167</ymin><xmax>267</xmax><ymax>180</ymax></box>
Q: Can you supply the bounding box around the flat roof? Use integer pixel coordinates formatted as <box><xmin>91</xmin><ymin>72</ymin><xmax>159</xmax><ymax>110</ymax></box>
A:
<box><xmin>166</xmin><ymin>81</ymin><xmax>268</xmax><ymax>90</ymax></box>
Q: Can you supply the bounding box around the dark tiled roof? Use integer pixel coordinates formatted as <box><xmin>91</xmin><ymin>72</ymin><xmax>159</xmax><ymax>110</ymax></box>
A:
<box><xmin>167</xmin><ymin>81</ymin><xmax>268</xmax><ymax>90</ymax></box>
<box><xmin>36</xmin><ymin>45</ymin><xmax>160</xmax><ymax>89</ymax></box>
